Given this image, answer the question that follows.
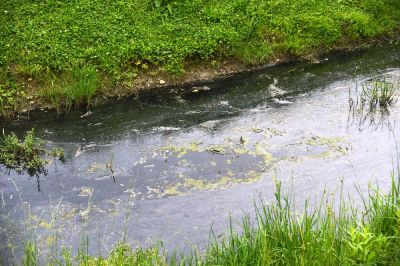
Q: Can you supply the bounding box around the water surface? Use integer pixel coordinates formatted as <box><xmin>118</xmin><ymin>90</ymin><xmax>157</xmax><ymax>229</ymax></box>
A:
<box><xmin>1</xmin><ymin>43</ymin><xmax>400</xmax><ymax>261</ymax></box>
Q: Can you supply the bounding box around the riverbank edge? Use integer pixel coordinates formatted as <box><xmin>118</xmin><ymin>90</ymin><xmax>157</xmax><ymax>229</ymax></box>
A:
<box><xmin>3</xmin><ymin>31</ymin><xmax>400</xmax><ymax>122</ymax></box>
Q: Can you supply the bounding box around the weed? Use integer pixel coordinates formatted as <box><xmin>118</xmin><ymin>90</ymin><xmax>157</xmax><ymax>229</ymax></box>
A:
<box><xmin>49</xmin><ymin>147</ymin><xmax>65</xmax><ymax>163</ymax></box>
<box><xmin>0</xmin><ymin>75</ymin><xmax>25</xmax><ymax>118</ymax></box>
<box><xmin>0</xmin><ymin>129</ymin><xmax>47</xmax><ymax>176</ymax></box>
<box><xmin>153</xmin><ymin>0</ymin><xmax>179</xmax><ymax>14</ymax></box>
<box><xmin>344</xmin><ymin>225</ymin><xmax>389</xmax><ymax>265</ymax></box>
<box><xmin>199</xmin><ymin>177</ymin><xmax>400</xmax><ymax>265</ymax></box>
<box><xmin>348</xmin><ymin>79</ymin><xmax>399</xmax><ymax>129</ymax></box>
<box><xmin>23</xmin><ymin>241</ymin><xmax>37</xmax><ymax>266</ymax></box>
<box><xmin>362</xmin><ymin>80</ymin><xmax>398</xmax><ymax>110</ymax></box>
<box><xmin>0</xmin><ymin>129</ymin><xmax>65</xmax><ymax>190</ymax></box>
<box><xmin>46</xmin><ymin>84</ymin><xmax>64</xmax><ymax>115</ymax></box>
<box><xmin>38</xmin><ymin>67</ymin><xmax>99</xmax><ymax>114</ymax></box>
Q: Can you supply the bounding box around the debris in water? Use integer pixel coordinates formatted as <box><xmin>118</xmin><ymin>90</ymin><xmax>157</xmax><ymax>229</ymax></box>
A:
<box><xmin>79</xmin><ymin>187</ymin><xmax>93</xmax><ymax>197</ymax></box>
<box><xmin>80</xmin><ymin>110</ymin><xmax>92</xmax><ymax>118</ymax></box>
<box><xmin>192</xmin><ymin>86</ymin><xmax>211</xmax><ymax>92</ymax></box>
<box><xmin>252</xmin><ymin>128</ymin><xmax>263</xmax><ymax>133</ymax></box>
<box><xmin>75</xmin><ymin>146</ymin><xmax>83</xmax><ymax>157</ymax></box>
<box><xmin>268</xmin><ymin>80</ymin><xmax>286</xmax><ymax>97</ymax></box>
<box><xmin>272</xmin><ymin>98</ymin><xmax>292</xmax><ymax>105</ymax></box>
<box><xmin>206</xmin><ymin>145</ymin><xmax>226</xmax><ymax>155</ymax></box>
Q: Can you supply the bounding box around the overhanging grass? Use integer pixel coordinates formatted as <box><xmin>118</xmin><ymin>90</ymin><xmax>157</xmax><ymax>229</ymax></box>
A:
<box><xmin>17</xmin><ymin>172</ymin><xmax>400</xmax><ymax>265</ymax></box>
<box><xmin>0</xmin><ymin>0</ymin><xmax>399</xmax><ymax>116</ymax></box>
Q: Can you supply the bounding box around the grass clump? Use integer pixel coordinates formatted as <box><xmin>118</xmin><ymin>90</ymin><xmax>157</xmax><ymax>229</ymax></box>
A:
<box><xmin>362</xmin><ymin>80</ymin><xmax>399</xmax><ymax>110</ymax></box>
<box><xmin>64</xmin><ymin>66</ymin><xmax>99</xmax><ymax>112</ymax></box>
<box><xmin>44</xmin><ymin>66</ymin><xmax>99</xmax><ymax>113</ymax></box>
<box><xmin>0</xmin><ymin>129</ymin><xmax>47</xmax><ymax>176</ymax></box>
<box><xmin>0</xmin><ymin>129</ymin><xmax>64</xmax><ymax>177</ymax></box>
<box><xmin>42</xmin><ymin>66</ymin><xmax>99</xmax><ymax>114</ymax></box>
<box><xmin>348</xmin><ymin>79</ymin><xmax>399</xmax><ymax>127</ymax></box>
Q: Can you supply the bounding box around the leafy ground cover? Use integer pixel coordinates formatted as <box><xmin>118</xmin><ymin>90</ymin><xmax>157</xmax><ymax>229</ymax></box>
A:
<box><xmin>0</xmin><ymin>0</ymin><xmax>399</xmax><ymax>116</ymax></box>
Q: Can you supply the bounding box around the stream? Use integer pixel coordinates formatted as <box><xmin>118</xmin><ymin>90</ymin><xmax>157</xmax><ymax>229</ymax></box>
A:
<box><xmin>1</xmin><ymin>43</ymin><xmax>400</xmax><ymax>262</ymax></box>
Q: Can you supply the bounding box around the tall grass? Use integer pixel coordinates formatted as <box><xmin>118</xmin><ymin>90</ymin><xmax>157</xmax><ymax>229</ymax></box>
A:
<box><xmin>64</xmin><ymin>66</ymin><xmax>99</xmax><ymax>112</ymax></box>
<box><xmin>17</xmin><ymin>171</ymin><xmax>400</xmax><ymax>265</ymax></box>
<box><xmin>41</xmin><ymin>66</ymin><xmax>99</xmax><ymax>114</ymax></box>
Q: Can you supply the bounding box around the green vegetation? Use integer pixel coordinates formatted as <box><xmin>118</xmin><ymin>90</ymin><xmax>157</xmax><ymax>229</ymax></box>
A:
<box><xmin>200</xmin><ymin>181</ymin><xmax>398</xmax><ymax>265</ymax></box>
<box><xmin>18</xmin><ymin>173</ymin><xmax>400</xmax><ymax>265</ymax></box>
<box><xmin>0</xmin><ymin>129</ymin><xmax>64</xmax><ymax>177</ymax></box>
<box><xmin>22</xmin><ymin>241</ymin><xmax>167</xmax><ymax>266</ymax></box>
<box><xmin>0</xmin><ymin>73</ymin><xmax>25</xmax><ymax>118</ymax></box>
<box><xmin>0</xmin><ymin>0</ymin><xmax>399</xmax><ymax>117</ymax></box>
<box><xmin>362</xmin><ymin>80</ymin><xmax>399</xmax><ymax>110</ymax></box>
<box><xmin>44</xmin><ymin>66</ymin><xmax>99</xmax><ymax>113</ymax></box>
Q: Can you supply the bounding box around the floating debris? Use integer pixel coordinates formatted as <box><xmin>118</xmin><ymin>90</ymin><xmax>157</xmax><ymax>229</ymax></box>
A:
<box><xmin>206</xmin><ymin>145</ymin><xmax>226</xmax><ymax>155</ymax></box>
<box><xmin>79</xmin><ymin>187</ymin><xmax>93</xmax><ymax>197</ymax></box>
<box><xmin>268</xmin><ymin>82</ymin><xmax>286</xmax><ymax>97</ymax></box>
<box><xmin>87</xmin><ymin>162</ymin><xmax>107</xmax><ymax>173</ymax></box>
<box><xmin>272</xmin><ymin>98</ymin><xmax>293</xmax><ymax>105</ymax></box>
<box><xmin>192</xmin><ymin>86</ymin><xmax>211</xmax><ymax>93</ymax></box>
<box><xmin>252</xmin><ymin>128</ymin><xmax>264</xmax><ymax>133</ymax></box>
<box><xmin>80</xmin><ymin>110</ymin><xmax>93</xmax><ymax>118</ymax></box>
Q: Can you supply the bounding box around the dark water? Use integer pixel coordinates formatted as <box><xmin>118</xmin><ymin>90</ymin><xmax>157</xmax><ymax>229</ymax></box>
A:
<box><xmin>1</xmin><ymin>43</ymin><xmax>400</xmax><ymax>262</ymax></box>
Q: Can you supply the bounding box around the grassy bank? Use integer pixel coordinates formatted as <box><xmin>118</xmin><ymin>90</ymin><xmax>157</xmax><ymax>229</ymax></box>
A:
<box><xmin>14</xmin><ymin>173</ymin><xmax>400</xmax><ymax>265</ymax></box>
<box><xmin>0</xmin><ymin>0</ymin><xmax>399</xmax><ymax>118</ymax></box>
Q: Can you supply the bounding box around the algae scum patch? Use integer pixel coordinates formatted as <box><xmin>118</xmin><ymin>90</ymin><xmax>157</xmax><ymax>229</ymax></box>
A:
<box><xmin>133</xmin><ymin>128</ymin><xmax>352</xmax><ymax>198</ymax></box>
<box><xmin>75</xmin><ymin>127</ymin><xmax>352</xmax><ymax>200</ymax></box>
<box><xmin>145</xmin><ymin>140</ymin><xmax>270</xmax><ymax>197</ymax></box>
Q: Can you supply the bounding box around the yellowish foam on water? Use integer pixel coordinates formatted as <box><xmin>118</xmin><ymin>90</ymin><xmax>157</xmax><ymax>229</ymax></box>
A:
<box><xmin>161</xmin><ymin>171</ymin><xmax>264</xmax><ymax>197</ymax></box>
<box><xmin>79</xmin><ymin>187</ymin><xmax>94</xmax><ymax>197</ymax></box>
<box><xmin>304</xmin><ymin>136</ymin><xmax>350</xmax><ymax>159</ymax></box>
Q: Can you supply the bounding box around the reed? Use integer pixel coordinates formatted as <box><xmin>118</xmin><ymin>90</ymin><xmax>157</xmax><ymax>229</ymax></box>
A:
<box><xmin>361</xmin><ymin>80</ymin><xmax>398</xmax><ymax>110</ymax></box>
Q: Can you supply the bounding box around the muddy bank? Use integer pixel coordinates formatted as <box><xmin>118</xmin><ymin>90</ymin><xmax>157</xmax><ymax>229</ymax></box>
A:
<box><xmin>3</xmin><ymin>35</ymin><xmax>400</xmax><ymax>123</ymax></box>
